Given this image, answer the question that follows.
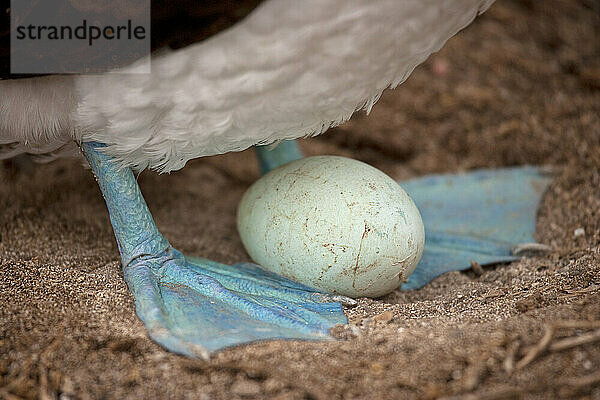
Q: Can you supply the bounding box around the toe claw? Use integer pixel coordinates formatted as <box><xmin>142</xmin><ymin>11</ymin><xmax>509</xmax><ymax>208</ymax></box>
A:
<box><xmin>313</xmin><ymin>293</ymin><xmax>357</xmax><ymax>306</ymax></box>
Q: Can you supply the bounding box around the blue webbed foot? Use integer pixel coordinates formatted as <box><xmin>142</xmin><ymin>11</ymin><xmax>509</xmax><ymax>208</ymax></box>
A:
<box><xmin>125</xmin><ymin>248</ymin><xmax>348</xmax><ymax>358</ymax></box>
<box><xmin>401</xmin><ymin>167</ymin><xmax>552</xmax><ymax>290</ymax></box>
<box><xmin>81</xmin><ymin>141</ymin><xmax>349</xmax><ymax>358</ymax></box>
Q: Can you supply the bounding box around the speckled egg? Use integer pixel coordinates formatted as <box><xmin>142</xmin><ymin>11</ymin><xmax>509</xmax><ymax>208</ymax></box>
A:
<box><xmin>237</xmin><ymin>156</ymin><xmax>424</xmax><ymax>298</ymax></box>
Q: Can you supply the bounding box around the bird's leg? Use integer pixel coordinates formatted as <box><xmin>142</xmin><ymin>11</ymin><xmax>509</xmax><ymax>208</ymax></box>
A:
<box><xmin>254</xmin><ymin>140</ymin><xmax>303</xmax><ymax>174</ymax></box>
<box><xmin>81</xmin><ymin>142</ymin><xmax>171</xmax><ymax>267</ymax></box>
<box><xmin>80</xmin><ymin>141</ymin><xmax>348</xmax><ymax>358</ymax></box>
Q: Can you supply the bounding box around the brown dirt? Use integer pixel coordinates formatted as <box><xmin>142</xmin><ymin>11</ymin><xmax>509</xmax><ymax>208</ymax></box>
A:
<box><xmin>1</xmin><ymin>1</ymin><xmax>599</xmax><ymax>399</ymax></box>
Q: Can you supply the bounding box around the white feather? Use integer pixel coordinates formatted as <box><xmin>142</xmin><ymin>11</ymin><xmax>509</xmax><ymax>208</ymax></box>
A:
<box><xmin>1</xmin><ymin>0</ymin><xmax>495</xmax><ymax>172</ymax></box>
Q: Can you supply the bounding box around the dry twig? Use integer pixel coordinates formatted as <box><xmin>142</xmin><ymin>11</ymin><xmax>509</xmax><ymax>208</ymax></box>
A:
<box><xmin>0</xmin><ymin>387</ymin><xmax>26</xmax><ymax>400</ymax></box>
<box><xmin>515</xmin><ymin>325</ymin><xmax>554</xmax><ymax>370</ymax></box>
<box><xmin>550</xmin><ymin>329</ymin><xmax>600</xmax><ymax>352</ymax></box>
<box><xmin>502</xmin><ymin>340</ymin><xmax>520</xmax><ymax>375</ymax></box>
<box><xmin>516</xmin><ymin>320</ymin><xmax>600</xmax><ymax>369</ymax></box>
<box><xmin>442</xmin><ymin>370</ymin><xmax>600</xmax><ymax>400</ymax></box>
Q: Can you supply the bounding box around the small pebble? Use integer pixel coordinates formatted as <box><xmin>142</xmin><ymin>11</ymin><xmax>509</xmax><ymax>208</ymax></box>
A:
<box><xmin>374</xmin><ymin>310</ymin><xmax>394</xmax><ymax>323</ymax></box>
<box><xmin>370</xmin><ymin>362</ymin><xmax>385</xmax><ymax>375</ymax></box>
<box><xmin>574</xmin><ymin>227</ymin><xmax>585</xmax><ymax>238</ymax></box>
<box><xmin>349</xmin><ymin>325</ymin><xmax>361</xmax><ymax>337</ymax></box>
<box><xmin>431</xmin><ymin>58</ymin><xmax>450</xmax><ymax>76</ymax></box>
<box><xmin>330</xmin><ymin>323</ymin><xmax>361</xmax><ymax>339</ymax></box>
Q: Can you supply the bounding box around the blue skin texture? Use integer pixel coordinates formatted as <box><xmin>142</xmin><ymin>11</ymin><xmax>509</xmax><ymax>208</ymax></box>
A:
<box><xmin>401</xmin><ymin>167</ymin><xmax>551</xmax><ymax>290</ymax></box>
<box><xmin>254</xmin><ymin>140</ymin><xmax>303</xmax><ymax>175</ymax></box>
<box><xmin>81</xmin><ymin>141</ymin><xmax>347</xmax><ymax>358</ymax></box>
<box><xmin>80</xmin><ymin>140</ymin><xmax>550</xmax><ymax>357</ymax></box>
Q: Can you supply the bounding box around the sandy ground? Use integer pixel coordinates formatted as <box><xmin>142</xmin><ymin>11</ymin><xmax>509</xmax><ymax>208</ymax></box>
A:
<box><xmin>1</xmin><ymin>1</ymin><xmax>599</xmax><ymax>399</ymax></box>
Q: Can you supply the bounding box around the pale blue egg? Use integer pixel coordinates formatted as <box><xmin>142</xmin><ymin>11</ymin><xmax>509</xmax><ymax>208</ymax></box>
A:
<box><xmin>237</xmin><ymin>156</ymin><xmax>424</xmax><ymax>298</ymax></box>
